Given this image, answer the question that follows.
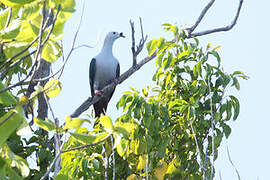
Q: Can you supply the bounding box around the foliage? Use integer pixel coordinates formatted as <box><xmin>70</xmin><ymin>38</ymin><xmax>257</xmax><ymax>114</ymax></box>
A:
<box><xmin>57</xmin><ymin>25</ymin><xmax>247</xmax><ymax>179</ymax></box>
<box><xmin>0</xmin><ymin>0</ymin><xmax>75</xmax><ymax>179</ymax></box>
<box><xmin>0</xmin><ymin>0</ymin><xmax>247</xmax><ymax>179</ymax></box>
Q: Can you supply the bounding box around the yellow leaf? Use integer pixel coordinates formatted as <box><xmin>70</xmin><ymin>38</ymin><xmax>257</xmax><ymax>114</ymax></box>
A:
<box><xmin>154</xmin><ymin>161</ymin><xmax>168</xmax><ymax>180</ymax></box>
<box><xmin>127</xmin><ymin>174</ymin><xmax>139</xmax><ymax>180</ymax></box>
<box><xmin>44</xmin><ymin>79</ymin><xmax>61</xmax><ymax>98</ymax></box>
<box><xmin>99</xmin><ymin>116</ymin><xmax>114</xmax><ymax>131</ymax></box>
<box><xmin>137</xmin><ymin>155</ymin><xmax>147</xmax><ymax>171</ymax></box>
<box><xmin>166</xmin><ymin>158</ymin><xmax>181</xmax><ymax>175</ymax></box>
<box><xmin>214</xmin><ymin>45</ymin><xmax>222</xmax><ymax>51</ymax></box>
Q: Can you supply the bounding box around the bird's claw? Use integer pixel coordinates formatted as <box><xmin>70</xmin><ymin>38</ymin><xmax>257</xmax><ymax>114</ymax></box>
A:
<box><xmin>112</xmin><ymin>77</ymin><xmax>119</xmax><ymax>83</ymax></box>
<box><xmin>95</xmin><ymin>90</ymin><xmax>102</xmax><ymax>96</ymax></box>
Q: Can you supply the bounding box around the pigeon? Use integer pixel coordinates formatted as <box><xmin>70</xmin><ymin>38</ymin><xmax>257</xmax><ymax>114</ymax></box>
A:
<box><xmin>89</xmin><ymin>31</ymin><xmax>125</xmax><ymax>117</ymax></box>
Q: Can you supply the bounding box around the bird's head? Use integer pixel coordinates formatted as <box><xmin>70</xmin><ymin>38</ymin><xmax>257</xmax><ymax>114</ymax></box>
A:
<box><xmin>106</xmin><ymin>31</ymin><xmax>125</xmax><ymax>41</ymax></box>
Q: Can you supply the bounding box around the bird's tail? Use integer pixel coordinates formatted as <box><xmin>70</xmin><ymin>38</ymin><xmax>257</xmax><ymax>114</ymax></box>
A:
<box><xmin>94</xmin><ymin>98</ymin><xmax>109</xmax><ymax>118</ymax></box>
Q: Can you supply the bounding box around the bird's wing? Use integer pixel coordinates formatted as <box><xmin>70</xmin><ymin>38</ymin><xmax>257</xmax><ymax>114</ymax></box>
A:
<box><xmin>116</xmin><ymin>63</ymin><xmax>120</xmax><ymax>78</ymax></box>
<box><xmin>89</xmin><ymin>58</ymin><xmax>96</xmax><ymax>96</ymax></box>
<box><xmin>107</xmin><ymin>62</ymin><xmax>120</xmax><ymax>102</ymax></box>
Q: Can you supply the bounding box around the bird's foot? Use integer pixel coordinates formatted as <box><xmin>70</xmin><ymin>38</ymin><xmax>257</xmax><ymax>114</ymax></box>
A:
<box><xmin>94</xmin><ymin>90</ymin><xmax>102</xmax><ymax>96</ymax></box>
<box><xmin>111</xmin><ymin>77</ymin><xmax>119</xmax><ymax>83</ymax></box>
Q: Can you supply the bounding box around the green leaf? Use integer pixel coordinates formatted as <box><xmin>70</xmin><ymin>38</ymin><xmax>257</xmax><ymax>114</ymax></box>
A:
<box><xmin>0</xmin><ymin>81</ymin><xmax>17</xmax><ymax>105</ymax></box>
<box><xmin>230</xmin><ymin>95</ymin><xmax>240</xmax><ymax>120</ymax></box>
<box><xmin>21</xmin><ymin>1</ymin><xmax>41</xmax><ymax>20</ymax></box>
<box><xmin>114</xmin><ymin>122</ymin><xmax>138</xmax><ymax>138</ymax></box>
<box><xmin>142</xmin><ymin>88</ymin><xmax>148</xmax><ymax>97</ymax></box>
<box><xmin>33</xmin><ymin>117</ymin><xmax>55</xmax><ymax>132</ymax></box>
<box><xmin>146</xmin><ymin>37</ymin><xmax>165</xmax><ymax>56</ymax></box>
<box><xmin>99</xmin><ymin>115</ymin><xmax>114</xmax><ymax>131</ymax></box>
<box><xmin>232</xmin><ymin>77</ymin><xmax>240</xmax><ymax>90</ymax></box>
<box><xmin>0</xmin><ymin>8</ymin><xmax>10</xmax><ymax>29</ymax></box>
<box><xmin>0</xmin><ymin>19</ymin><xmax>21</xmax><ymax>40</ymax></box>
<box><xmin>222</xmin><ymin>123</ymin><xmax>231</xmax><ymax>138</ymax></box>
<box><xmin>70</xmin><ymin>132</ymin><xmax>109</xmax><ymax>144</ymax></box>
<box><xmin>42</xmin><ymin>40</ymin><xmax>62</xmax><ymax>63</ymax></box>
<box><xmin>208</xmin><ymin>50</ymin><xmax>221</xmax><ymax>67</ymax></box>
<box><xmin>44</xmin><ymin>79</ymin><xmax>62</xmax><ymax>98</ymax></box>
<box><xmin>0</xmin><ymin>105</ymin><xmax>24</xmax><ymax>147</ymax></box>
<box><xmin>116</xmin><ymin>138</ymin><xmax>126</xmax><ymax>157</ymax></box>
<box><xmin>54</xmin><ymin>174</ymin><xmax>69</xmax><ymax>180</ymax></box>
<box><xmin>16</xmin><ymin>20</ymin><xmax>39</xmax><ymax>42</ymax></box>
<box><xmin>64</xmin><ymin>116</ymin><xmax>91</xmax><ymax>129</ymax></box>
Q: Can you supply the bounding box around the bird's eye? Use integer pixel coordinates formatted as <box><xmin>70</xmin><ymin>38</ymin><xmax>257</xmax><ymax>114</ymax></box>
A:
<box><xmin>113</xmin><ymin>32</ymin><xmax>116</xmax><ymax>34</ymax></box>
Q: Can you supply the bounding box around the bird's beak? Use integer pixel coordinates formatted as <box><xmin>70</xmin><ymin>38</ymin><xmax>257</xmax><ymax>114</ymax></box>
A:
<box><xmin>120</xmin><ymin>32</ymin><xmax>125</xmax><ymax>38</ymax></box>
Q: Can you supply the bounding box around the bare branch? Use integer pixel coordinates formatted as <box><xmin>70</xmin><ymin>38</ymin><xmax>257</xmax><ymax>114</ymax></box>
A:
<box><xmin>130</xmin><ymin>18</ymin><xmax>148</xmax><ymax>67</ymax></box>
<box><xmin>130</xmin><ymin>20</ymin><xmax>136</xmax><ymax>66</ymax></box>
<box><xmin>70</xmin><ymin>51</ymin><xmax>157</xmax><ymax>118</ymax></box>
<box><xmin>189</xmin><ymin>0</ymin><xmax>244</xmax><ymax>38</ymax></box>
<box><xmin>187</xmin><ymin>0</ymin><xmax>216</xmax><ymax>34</ymax></box>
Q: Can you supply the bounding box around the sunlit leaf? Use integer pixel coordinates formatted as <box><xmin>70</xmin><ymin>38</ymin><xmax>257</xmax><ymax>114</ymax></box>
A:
<box><xmin>44</xmin><ymin>79</ymin><xmax>62</xmax><ymax>98</ymax></box>
<box><xmin>42</xmin><ymin>40</ymin><xmax>62</xmax><ymax>63</ymax></box>
<box><xmin>64</xmin><ymin>116</ymin><xmax>91</xmax><ymax>129</ymax></box>
<box><xmin>136</xmin><ymin>155</ymin><xmax>147</xmax><ymax>170</ymax></box>
<box><xmin>70</xmin><ymin>132</ymin><xmax>108</xmax><ymax>145</ymax></box>
<box><xmin>0</xmin><ymin>19</ymin><xmax>21</xmax><ymax>40</ymax></box>
<box><xmin>0</xmin><ymin>81</ymin><xmax>17</xmax><ymax>105</ymax></box>
<box><xmin>114</xmin><ymin>122</ymin><xmax>137</xmax><ymax>138</ymax></box>
<box><xmin>33</xmin><ymin>117</ymin><xmax>55</xmax><ymax>132</ymax></box>
<box><xmin>99</xmin><ymin>115</ymin><xmax>114</xmax><ymax>131</ymax></box>
<box><xmin>0</xmin><ymin>105</ymin><xmax>24</xmax><ymax>147</ymax></box>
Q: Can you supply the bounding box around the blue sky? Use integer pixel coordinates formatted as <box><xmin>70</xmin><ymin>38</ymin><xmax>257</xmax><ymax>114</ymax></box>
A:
<box><xmin>52</xmin><ymin>0</ymin><xmax>268</xmax><ymax>179</ymax></box>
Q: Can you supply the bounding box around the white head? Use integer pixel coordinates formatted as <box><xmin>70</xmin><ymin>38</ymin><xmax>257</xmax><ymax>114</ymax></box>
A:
<box><xmin>105</xmin><ymin>31</ymin><xmax>125</xmax><ymax>42</ymax></box>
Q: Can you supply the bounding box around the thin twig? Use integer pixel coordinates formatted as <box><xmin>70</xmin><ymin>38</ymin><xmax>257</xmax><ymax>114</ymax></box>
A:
<box><xmin>227</xmin><ymin>147</ymin><xmax>241</xmax><ymax>180</ymax></box>
<box><xmin>73</xmin><ymin>44</ymin><xmax>94</xmax><ymax>50</ymax></box>
<box><xmin>57</xmin><ymin>0</ymin><xmax>86</xmax><ymax>80</ymax></box>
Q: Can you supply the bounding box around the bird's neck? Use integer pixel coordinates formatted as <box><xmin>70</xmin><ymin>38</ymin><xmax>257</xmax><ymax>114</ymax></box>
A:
<box><xmin>101</xmin><ymin>37</ymin><xmax>115</xmax><ymax>55</ymax></box>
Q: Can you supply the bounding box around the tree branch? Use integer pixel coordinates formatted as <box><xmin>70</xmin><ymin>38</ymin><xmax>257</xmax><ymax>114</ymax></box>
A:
<box><xmin>189</xmin><ymin>0</ymin><xmax>244</xmax><ymax>38</ymax></box>
<box><xmin>187</xmin><ymin>0</ymin><xmax>216</xmax><ymax>34</ymax></box>
<box><xmin>130</xmin><ymin>18</ymin><xmax>148</xmax><ymax>67</ymax></box>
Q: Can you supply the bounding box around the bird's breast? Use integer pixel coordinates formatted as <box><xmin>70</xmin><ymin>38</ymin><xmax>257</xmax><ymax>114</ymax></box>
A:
<box><xmin>95</xmin><ymin>58</ymin><xmax>118</xmax><ymax>90</ymax></box>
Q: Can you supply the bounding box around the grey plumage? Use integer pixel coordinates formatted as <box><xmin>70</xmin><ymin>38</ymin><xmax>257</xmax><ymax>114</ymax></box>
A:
<box><xmin>89</xmin><ymin>31</ymin><xmax>124</xmax><ymax>117</ymax></box>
